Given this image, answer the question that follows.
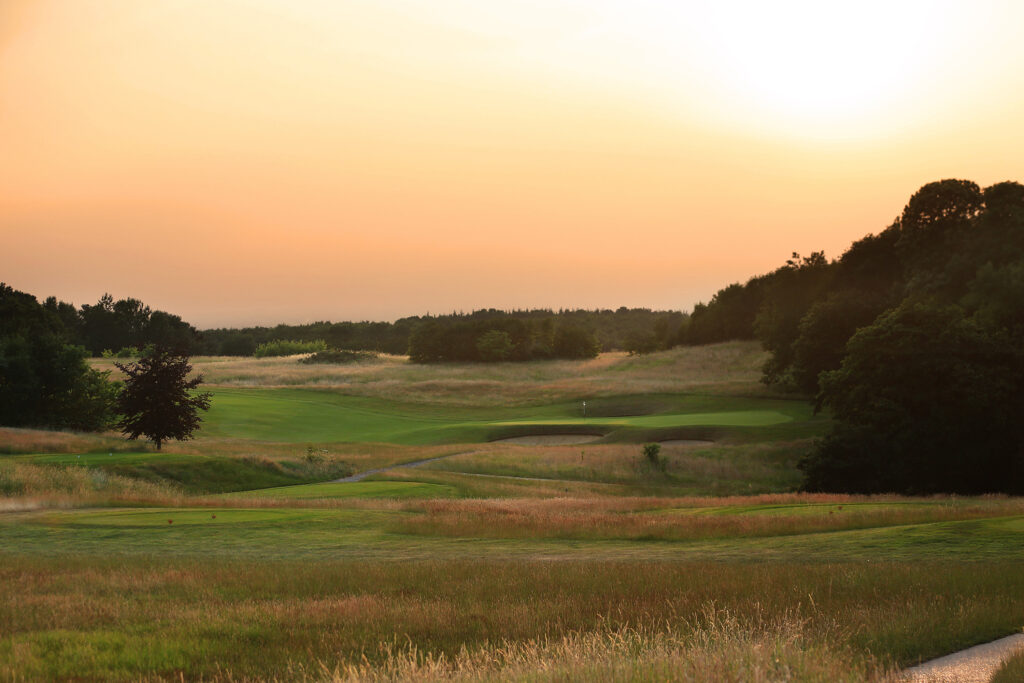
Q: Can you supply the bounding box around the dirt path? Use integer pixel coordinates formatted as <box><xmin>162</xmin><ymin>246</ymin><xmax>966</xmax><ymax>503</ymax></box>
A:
<box><xmin>902</xmin><ymin>633</ymin><xmax>1024</xmax><ymax>682</ymax></box>
<box><xmin>332</xmin><ymin>451</ymin><xmax>476</xmax><ymax>482</ymax></box>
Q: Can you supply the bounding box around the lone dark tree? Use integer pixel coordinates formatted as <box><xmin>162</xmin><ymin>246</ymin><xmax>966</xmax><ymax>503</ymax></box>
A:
<box><xmin>115</xmin><ymin>347</ymin><xmax>211</xmax><ymax>450</ymax></box>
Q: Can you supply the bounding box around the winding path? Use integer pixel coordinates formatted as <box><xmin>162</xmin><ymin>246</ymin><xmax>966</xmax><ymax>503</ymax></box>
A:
<box><xmin>902</xmin><ymin>633</ymin><xmax>1024</xmax><ymax>682</ymax></box>
<box><xmin>332</xmin><ymin>451</ymin><xmax>476</xmax><ymax>482</ymax></box>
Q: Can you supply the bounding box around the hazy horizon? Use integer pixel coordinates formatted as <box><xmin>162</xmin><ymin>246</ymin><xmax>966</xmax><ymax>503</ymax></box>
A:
<box><xmin>3</xmin><ymin>1</ymin><xmax>1024</xmax><ymax>328</ymax></box>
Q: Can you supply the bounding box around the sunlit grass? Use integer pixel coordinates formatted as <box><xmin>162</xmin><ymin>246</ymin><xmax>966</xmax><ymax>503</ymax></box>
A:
<box><xmin>992</xmin><ymin>649</ymin><xmax>1024</xmax><ymax>683</ymax></box>
<box><xmin>3</xmin><ymin>556</ymin><xmax>1022</xmax><ymax>681</ymax></box>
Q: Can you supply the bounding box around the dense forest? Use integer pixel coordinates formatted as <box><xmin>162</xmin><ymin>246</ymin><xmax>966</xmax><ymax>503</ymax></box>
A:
<box><xmin>683</xmin><ymin>179</ymin><xmax>1024</xmax><ymax>494</ymax></box>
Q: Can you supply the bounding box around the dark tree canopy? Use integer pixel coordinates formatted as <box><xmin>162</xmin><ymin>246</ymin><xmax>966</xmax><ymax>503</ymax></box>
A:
<box><xmin>800</xmin><ymin>302</ymin><xmax>1024</xmax><ymax>494</ymax></box>
<box><xmin>678</xmin><ymin>178</ymin><xmax>1024</xmax><ymax>493</ymax></box>
<box><xmin>0</xmin><ymin>284</ymin><xmax>117</xmax><ymax>431</ymax></box>
<box><xmin>115</xmin><ymin>348</ymin><xmax>212</xmax><ymax>450</ymax></box>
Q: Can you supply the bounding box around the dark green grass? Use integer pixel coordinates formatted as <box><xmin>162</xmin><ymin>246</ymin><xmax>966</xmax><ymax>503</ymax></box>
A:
<box><xmin>2</xmin><ymin>556</ymin><xmax>1022</xmax><ymax>681</ymax></box>
<box><xmin>201</xmin><ymin>388</ymin><xmax>821</xmax><ymax>444</ymax></box>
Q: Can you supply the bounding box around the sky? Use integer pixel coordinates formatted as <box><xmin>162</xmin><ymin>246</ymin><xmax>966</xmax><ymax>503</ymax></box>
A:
<box><xmin>2</xmin><ymin>0</ymin><xmax>1024</xmax><ymax>328</ymax></box>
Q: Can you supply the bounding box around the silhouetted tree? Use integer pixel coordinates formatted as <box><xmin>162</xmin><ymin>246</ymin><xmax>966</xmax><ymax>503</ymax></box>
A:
<box><xmin>115</xmin><ymin>347</ymin><xmax>211</xmax><ymax>450</ymax></box>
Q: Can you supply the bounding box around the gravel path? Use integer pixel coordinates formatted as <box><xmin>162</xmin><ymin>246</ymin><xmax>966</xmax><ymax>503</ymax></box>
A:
<box><xmin>902</xmin><ymin>633</ymin><xmax>1024</xmax><ymax>682</ymax></box>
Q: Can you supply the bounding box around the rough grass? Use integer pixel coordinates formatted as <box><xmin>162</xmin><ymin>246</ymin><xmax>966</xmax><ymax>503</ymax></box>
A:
<box><xmin>0</xmin><ymin>462</ymin><xmax>184</xmax><ymax>509</ymax></box>
<box><xmin>417</xmin><ymin>441</ymin><xmax>807</xmax><ymax>494</ymax></box>
<box><xmin>0</xmin><ymin>427</ymin><xmax>136</xmax><ymax>455</ymax></box>
<box><xmin>992</xmin><ymin>648</ymin><xmax>1024</xmax><ymax>683</ymax></box>
<box><xmin>88</xmin><ymin>342</ymin><xmax>772</xmax><ymax>406</ymax></box>
<box><xmin>390</xmin><ymin>495</ymin><xmax>1024</xmax><ymax>542</ymax></box>
<box><xmin>5</xmin><ymin>452</ymin><xmax>355</xmax><ymax>495</ymax></box>
<box><xmin>4</xmin><ymin>497</ymin><xmax>1024</xmax><ymax>563</ymax></box>
<box><xmin>3</xmin><ymin>557</ymin><xmax>1022</xmax><ymax>681</ymax></box>
<box><xmin>320</xmin><ymin>615</ymin><xmax>890</xmax><ymax>682</ymax></box>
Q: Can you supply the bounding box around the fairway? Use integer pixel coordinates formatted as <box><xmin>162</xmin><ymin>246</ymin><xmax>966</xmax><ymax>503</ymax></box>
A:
<box><xmin>201</xmin><ymin>387</ymin><xmax>803</xmax><ymax>444</ymax></box>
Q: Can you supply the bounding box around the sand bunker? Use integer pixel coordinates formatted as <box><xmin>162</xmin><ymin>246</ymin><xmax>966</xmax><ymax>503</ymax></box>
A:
<box><xmin>492</xmin><ymin>434</ymin><xmax>603</xmax><ymax>445</ymax></box>
<box><xmin>659</xmin><ymin>439</ymin><xmax>715</xmax><ymax>447</ymax></box>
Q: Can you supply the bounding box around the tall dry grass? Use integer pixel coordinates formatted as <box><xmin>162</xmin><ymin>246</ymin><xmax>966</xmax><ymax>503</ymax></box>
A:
<box><xmin>0</xmin><ymin>462</ymin><xmax>184</xmax><ymax>509</ymax></box>
<box><xmin>89</xmin><ymin>342</ymin><xmax>770</xmax><ymax>406</ymax></box>
<box><xmin>317</xmin><ymin>610</ymin><xmax>891</xmax><ymax>682</ymax></box>
<box><xmin>390</xmin><ymin>494</ymin><xmax>1024</xmax><ymax>542</ymax></box>
<box><xmin>0</xmin><ymin>426</ymin><xmax>129</xmax><ymax>455</ymax></box>
<box><xmin>421</xmin><ymin>441</ymin><xmax>805</xmax><ymax>493</ymax></box>
<box><xmin>5</xmin><ymin>557</ymin><xmax>1019</xmax><ymax>681</ymax></box>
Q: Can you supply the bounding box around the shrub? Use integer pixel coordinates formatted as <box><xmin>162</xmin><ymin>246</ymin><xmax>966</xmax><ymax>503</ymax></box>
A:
<box><xmin>254</xmin><ymin>339</ymin><xmax>328</xmax><ymax>358</ymax></box>
<box><xmin>643</xmin><ymin>443</ymin><xmax>666</xmax><ymax>472</ymax></box>
<box><xmin>299</xmin><ymin>349</ymin><xmax>378</xmax><ymax>365</ymax></box>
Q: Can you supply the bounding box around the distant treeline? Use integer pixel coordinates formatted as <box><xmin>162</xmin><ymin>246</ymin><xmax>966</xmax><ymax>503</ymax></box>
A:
<box><xmin>684</xmin><ymin>179</ymin><xmax>1024</xmax><ymax>494</ymax></box>
<box><xmin>1</xmin><ymin>289</ymin><xmax>199</xmax><ymax>358</ymax></box>
<box><xmin>198</xmin><ymin>308</ymin><xmax>686</xmax><ymax>360</ymax></box>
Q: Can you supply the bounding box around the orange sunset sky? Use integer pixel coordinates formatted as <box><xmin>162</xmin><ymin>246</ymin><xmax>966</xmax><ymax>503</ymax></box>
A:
<box><xmin>2</xmin><ymin>0</ymin><xmax>1023</xmax><ymax>328</ymax></box>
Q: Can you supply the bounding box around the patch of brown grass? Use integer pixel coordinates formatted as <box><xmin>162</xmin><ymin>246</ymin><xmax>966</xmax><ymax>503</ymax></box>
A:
<box><xmin>0</xmin><ymin>462</ymin><xmax>185</xmax><ymax>508</ymax></box>
<box><xmin>390</xmin><ymin>494</ymin><xmax>1024</xmax><ymax>542</ymax></box>
<box><xmin>0</xmin><ymin>427</ymin><xmax>128</xmax><ymax>455</ymax></box>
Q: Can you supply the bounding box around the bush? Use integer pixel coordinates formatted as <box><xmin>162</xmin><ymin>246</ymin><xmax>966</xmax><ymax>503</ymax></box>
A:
<box><xmin>643</xmin><ymin>443</ymin><xmax>666</xmax><ymax>472</ymax></box>
<box><xmin>254</xmin><ymin>339</ymin><xmax>328</xmax><ymax>358</ymax></box>
<box><xmin>299</xmin><ymin>349</ymin><xmax>379</xmax><ymax>365</ymax></box>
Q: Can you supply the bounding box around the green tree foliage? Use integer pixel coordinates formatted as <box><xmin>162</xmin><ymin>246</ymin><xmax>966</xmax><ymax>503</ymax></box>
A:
<box><xmin>405</xmin><ymin>311</ymin><xmax>644</xmax><ymax>363</ymax></box>
<box><xmin>253</xmin><ymin>339</ymin><xmax>327</xmax><ymax>358</ymax></box>
<box><xmin>789</xmin><ymin>290</ymin><xmax>888</xmax><ymax>394</ymax></box>
<box><xmin>797</xmin><ymin>179</ymin><xmax>1024</xmax><ymax>493</ymax></box>
<box><xmin>115</xmin><ymin>347</ymin><xmax>212</xmax><ymax>450</ymax></box>
<box><xmin>681</xmin><ymin>178</ymin><xmax>1024</xmax><ymax>493</ymax></box>
<box><xmin>202</xmin><ymin>308</ymin><xmax>685</xmax><ymax>360</ymax></box>
<box><xmin>0</xmin><ymin>284</ymin><xmax>117</xmax><ymax>431</ymax></box>
<box><xmin>800</xmin><ymin>302</ymin><xmax>1024</xmax><ymax>493</ymax></box>
<box><xmin>552</xmin><ymin>324</ymin><xmax>601</xmax><ymax>360</ymax></box>
<box><xmin>681</xmin><ymin>279</ymin><xmax>766</xmax><ymax>345</ymax></box>
<box><xmin>754</xmin><ymin>252</ymin><xmax>833</xmax><ymax>387</ymax></box>
<box><xmin>476</xmin><ymin>330</ymin><xmax>514</xmax><ymax>362</ymax></box>
<box><xmin>79</xmin><ymin>294</ymin><xmax>197</xmax><ymax>356</ymax></box>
